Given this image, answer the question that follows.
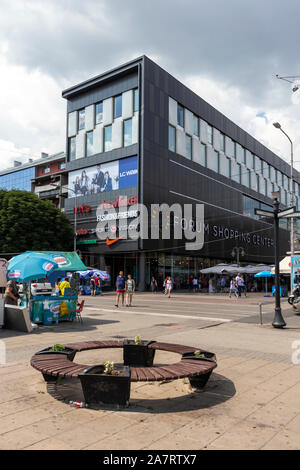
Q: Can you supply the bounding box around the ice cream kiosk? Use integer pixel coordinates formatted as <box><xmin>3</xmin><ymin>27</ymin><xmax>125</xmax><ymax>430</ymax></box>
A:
<box><xmin>7</xmin><ymin>251</ymin><xmax>87</xmax><ymax>325</ymax></box>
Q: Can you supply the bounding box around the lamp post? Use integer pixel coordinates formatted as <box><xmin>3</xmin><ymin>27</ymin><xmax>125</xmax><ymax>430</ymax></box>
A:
<box><xmin>273</xmin><ymin>122</ymin><xmax>294</xmax><ymax>289</ymax></box>
<box><xmin>231</xmin><ymin>246</ymin><xmax>245</xmax><ymax>265</ymax></box>
<box><xmin>272</xmin><ymin>191</ymin><xmax>286</xmax><ymax>328</ymax></box>
<box><xmin>50</xmin><ymin>182</ymin><xmax>77</xmax><ymax>252</ymax></box>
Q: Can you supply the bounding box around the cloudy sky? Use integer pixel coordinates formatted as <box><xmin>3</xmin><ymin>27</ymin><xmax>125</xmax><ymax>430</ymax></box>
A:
<box><xmin>0</xmin><ymin>0</ymin><xmax>300</xmax><ymax>170</ymax></box>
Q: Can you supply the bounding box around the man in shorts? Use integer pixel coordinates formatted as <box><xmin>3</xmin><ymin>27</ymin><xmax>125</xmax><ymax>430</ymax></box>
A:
<box><xmin>115</xmin><ymin>271</ymin><xmax>127</xmax><ymax>307</ymax></box>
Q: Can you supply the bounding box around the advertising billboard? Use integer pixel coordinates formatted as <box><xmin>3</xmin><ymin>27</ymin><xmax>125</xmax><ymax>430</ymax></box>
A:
<box><xmin>68</xmin><ymin>155</ymin><xmax>138</xmax><ymax>198</ymax></box>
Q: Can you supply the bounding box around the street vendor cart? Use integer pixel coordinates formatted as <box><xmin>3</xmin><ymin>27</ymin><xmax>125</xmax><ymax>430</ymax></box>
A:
<box><xmin>7</xmin><ymin>251</ymin><xmax>87</xmax><ymax>325</ymax></box>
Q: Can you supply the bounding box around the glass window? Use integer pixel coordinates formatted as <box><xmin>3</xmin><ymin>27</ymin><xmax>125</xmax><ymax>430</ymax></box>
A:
<box><xmin>219</xmin><ymin>154</ymin><xmax>231</xmax><ymax>178</ymax></box>
<box><xmin>186</xmin><ymin>135</ymin><xmax>192</xmax><ymax>159</ymax></box>
<box><xmin>207</xmin><ymin>150</ymin><xmax>219</xmax><ymax>172</ymax></box>
<box><xmin>243</xmin><ymin>195</ymin><xmax>272</xmax><ymax>220</ymax></box>
<box><xmin>124</xmin><ymin>119</ymin><xmax>133</xmax><ymax>147</ymax></box>
<box><xmin>250</xmin><ymin>171</ymin><xmax>258</xmax><ymax>191</ymax></box>
<box><xmin>42</xmin><ymin>166</ymin><xmax>50</xmax><ymax>174</ymax></box>
<box><xmin>78</xmin><ymin>109</ymin><xmax>85</xmax><ymax>131</ymax></box>
<box><xmin>104</xmin><ymin>125</ymin><xmax>112</xmax><ymax>152</ymax></box>
<box><xmin>134</xmin><ymin>89</ymin><xmax>139</xmax><ymax>112</ymax></box>
<box><xmin>95</xmin><ymin>102</ymin><xmax>103</xmax><ymax>124</ymax></box>
<box><xmin>233</xmin><ymin>142</ymin><xmax>237</xmax><ymax>159</ymax></box>
<box><xmin>246</xmin><ymin>152</ymin><xmax>254</xmax><ymax>169</ymax></box>
<box><xmin>86</xmin><ymin>131</ymin><xmax>94</xmax><ymax>157</ymax></box>
<box><xmin>270</xmin><ymin>166</ymin><xmax>276</xmax><ymax>183</ymax></box>
<box><xmin>59</xmin><ymin>162</ymin><xmax>66</xmax><ymax>170</ymax></box>
<box><xmin>200</xmin><ymin>143</ymin><xmax>206</xmax><ymax>167</ymax></box>
<box><xmin>231</xmin><ymin>161</ymin><xmax>241</xmax><ymax>184</ymax></box>
<box><xmin>177</xmin><ymin>104</ymin><xmax>184</xmax><ymax>127</ymax></box>
<box><xmin>263</xmin><ymin>162</ymin><xmax>270</xmax><ymax>179</ymax></box>
<box><xmin>69</xmin><ymin>137</ymin><xmax>76</xmax><ymax>161</ymax></box>
<box><xmin>168</xmin><ymin>125</ymin><xmax>176</xmax><ymax>152</ymax></box>
<box><xmin>114</xmin><ymin>95</ymin><xmax>122</xmax><ymax>119</ymax></box>
<box><xmin>193</xmin><ymin>115</ymin><xmax>199</xmax><ymax>136</ymax></box>
<box><xmin>254</xmin><ymin>156</ymin><xmax>261</xmax><ymax>173</ymax></box>
<box><xmin>220</xmin><ymin>133</ymin><xmax>225</xmax><ymax>152</ymax></box>
<box><xmin>207</xmin><ymin>125</ymin><xmax>213</xmax><ymax>145</ymax></box>
<box><xmin>242</xmin><ymin>168</ymin><xmax>250</xmax><ymax>187</ymax></box>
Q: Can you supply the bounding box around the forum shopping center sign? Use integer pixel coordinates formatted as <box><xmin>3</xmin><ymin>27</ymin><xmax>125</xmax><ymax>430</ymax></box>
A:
<box><xmin>68</xmin><ymin>155</ymin><xmax>138</xmax><ymax>198</ymax></box>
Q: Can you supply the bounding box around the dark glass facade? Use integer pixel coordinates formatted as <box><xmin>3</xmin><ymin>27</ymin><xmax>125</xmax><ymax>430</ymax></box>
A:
<box><xmin>62</xmin><ymin>56</ymin><xmax>299</xmax><ymax>289</ymax></box>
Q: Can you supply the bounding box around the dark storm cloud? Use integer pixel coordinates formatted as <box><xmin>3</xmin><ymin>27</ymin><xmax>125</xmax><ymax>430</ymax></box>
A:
<box><xmin>1</xmin><ymin>0</ymin><xmax>300</xmax><ymax>105</ymax></box>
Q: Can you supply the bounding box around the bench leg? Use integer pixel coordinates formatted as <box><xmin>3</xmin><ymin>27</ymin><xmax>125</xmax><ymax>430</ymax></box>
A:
<box><xmin>42</xmin><ymin>373</ymin><xmax>57</xmax><ymax>383</ymax></box>
<box><xmin>189</xmin><ymin>370</ymin><xmax>212</xmax><ymax>390</ymax></box>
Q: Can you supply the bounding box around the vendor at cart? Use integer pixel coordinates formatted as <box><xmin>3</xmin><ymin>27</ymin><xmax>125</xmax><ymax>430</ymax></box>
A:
<box><xmin>59</xmin><ymin>277</ymin><xmax>71</xmax><ymax>296</ymax></box>
<box><xmin>4</xmin><ymin>280</ymin><xmax>20</xmax><ymax>305</ymax></box>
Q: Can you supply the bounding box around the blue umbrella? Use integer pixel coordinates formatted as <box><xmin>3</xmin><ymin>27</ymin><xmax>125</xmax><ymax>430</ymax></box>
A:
<box><xmin>254</xmin><ymin>271</ymin><xmax>275</xmax><ymax>296</ymax></box>
<box><xmin>254</xmin><ymin>271</ymin><xmax>275</xmax><ymax>278</ymax></box>
<box><xmin>90</xmin><ymin>270</ymin><xmax>111</xmax><ymax>281</ymax></box>
<box><xmin>7</xmin><ymin>252</ymin><xmax>58</xmax><ymax>282</ymax></box>
<box><xmin>76</xmin><ymin>270</ymin><xmax>111</xmax><ymax>281</ymax></box>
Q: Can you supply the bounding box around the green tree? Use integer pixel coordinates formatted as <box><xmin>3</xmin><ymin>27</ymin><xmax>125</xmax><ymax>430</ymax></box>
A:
<box><xmin>0</xmin><ymin>190</ymin><xmax>74</xmax><ymax>254</ymax></box>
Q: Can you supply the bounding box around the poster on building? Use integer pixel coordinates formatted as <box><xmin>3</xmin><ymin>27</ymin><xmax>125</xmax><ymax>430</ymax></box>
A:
<box><xmin>68</xmin><ymin>155</ymin><xmax>138</xmax><ymax>198</ymax></box>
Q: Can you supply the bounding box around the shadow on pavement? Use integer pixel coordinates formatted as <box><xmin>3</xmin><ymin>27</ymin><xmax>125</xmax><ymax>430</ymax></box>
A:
<box><xmin>0</xmin><ymin>317</ymin><xmax>119</xmax><ymax>338</ymax></box>
<box><xmin>46</xmin><ymin>372</ymin><xmax>235</xmax><ymax>414</ymax></box>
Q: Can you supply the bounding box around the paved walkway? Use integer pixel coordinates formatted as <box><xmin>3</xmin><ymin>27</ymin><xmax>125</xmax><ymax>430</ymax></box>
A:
<box><xmin>0</xmin><ymin>292</ymin><xmax>299</xmax><ymax>450</ymax></box>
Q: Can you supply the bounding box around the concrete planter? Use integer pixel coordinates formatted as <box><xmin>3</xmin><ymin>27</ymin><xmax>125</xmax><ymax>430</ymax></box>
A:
<box><xmin>79</xmin><ymin>365</ymin><xmax>131</xmax><ymax>406</ymax></box>
<box><xmin>123</xmin><ymin>339</ymin><xmax>156</xmax><ymax>367</ymax></box>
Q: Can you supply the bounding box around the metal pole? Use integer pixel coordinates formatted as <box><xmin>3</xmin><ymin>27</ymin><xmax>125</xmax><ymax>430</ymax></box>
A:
<box><xmin>278</xmin><ymin>127</ymin><xmax>294</xmax><ymax>289</ymax></box>
<box><xmin>74</xmin><ymin>191</ymin><xmax>77</xmax><ymax>252</ymax></box>
<box><xmin>290</xmin><ymin>139</ymin><xmax>294</xmax><ymax>290</ymax></box>
<box><xmin>272</xmin><ymin>196</ymin><xmax>286</xmax><ymax>328</ymax></box>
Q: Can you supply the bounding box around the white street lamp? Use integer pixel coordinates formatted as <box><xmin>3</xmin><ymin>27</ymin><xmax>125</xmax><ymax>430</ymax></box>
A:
<box><xmin>273</xmin><ymin>122</ymin><xmax>294</xmax><ymax>288</ymax></box>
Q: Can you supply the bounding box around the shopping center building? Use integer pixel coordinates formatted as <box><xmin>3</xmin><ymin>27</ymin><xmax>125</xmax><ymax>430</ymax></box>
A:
<box><xmin>62</xmin><ymin>55</ymin><xmax>300</xmax><ymax>289</ymax></box>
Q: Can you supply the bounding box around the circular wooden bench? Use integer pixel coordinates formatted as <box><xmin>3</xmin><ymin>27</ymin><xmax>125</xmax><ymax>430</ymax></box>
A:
<box><xmin>31</xmin><ymin>340</ymin><xmax>217</xmax><ymax>390</ymax></box>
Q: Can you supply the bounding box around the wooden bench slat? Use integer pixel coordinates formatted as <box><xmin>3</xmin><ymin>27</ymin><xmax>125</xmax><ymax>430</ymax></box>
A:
<box><xmin>133</xmin><ymin>367</ymin><xmax>152</xmax><ymax>381</ymax></box>
<box><xmin>150</xmin><ymin>366</ymin><xmax>178</xmax><ymax>380</ymax></box>
<box><xmin>59</xmin><ymin>364</ymin><xmax>89</xmax><ymax>378</ymax></box>
<box><xmin>44</xmin><ymin>362</ymin><xmax>75</xmax><ymax>375</ymax></box>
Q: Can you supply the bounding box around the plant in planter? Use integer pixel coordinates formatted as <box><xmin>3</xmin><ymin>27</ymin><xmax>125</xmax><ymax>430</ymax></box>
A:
<box><xmin>123</xmin><ymin>337</ymin><xmax>156</xmax><ymax>367</ymax></box>
<box><xmin>79</xmin><ymin>363</ymin><xmax>131</xmax><ymax>406</ymax></box>
<box><xmin>182</xmin><ymin>349</ymin><xmax>217</xmax><ymax>390</ymax></box>
<box><xmin>35</xmin><ymin>344</ymin><xmax>77</xmax><ymax>361</ymax></box>
<box><xmin>182</xmin><ymin>349</ymin><xmax>216</xmax><ymax>362</ymax></box>
<box><xmin>50</xmin><ymin>344</ymin><xmax>65</xmax><ymax>352</ymax></box>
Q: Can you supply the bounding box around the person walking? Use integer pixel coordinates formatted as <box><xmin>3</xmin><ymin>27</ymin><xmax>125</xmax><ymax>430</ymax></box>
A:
<box><xmin>150</xmin><ymin>276</ymin><xmax>157</xmax><ymax>293</ymax></box>
<box><xmin>115</xmin><ymin>271</ymin><xmax>126</xmax><ymax>307</ymax></box>
<box><xmin>90</xmin><ymin>275</ymin><xmax>96</xmax><ymax>296</ymax></box>
<box><xmin>235</xmin><ymin>273</ymin><xmax>243</xmax><ymax>298</ymax></box>
<box><xmin>193</xmin><ymin>276</ymin><xmax>198</xmax><ymax>293</ymax></box>
<box><xmin>220</xmin><ymin>276</ymin><xmax>226</xmax><ymax>292</ymax></box>
<box><xmin>166</xmin><ymin>276</ymin><xmax>173</xmax><ymax>298</ymax></box>
<box><xmin>126</xmin><ymin>274</ymin><xmax>135</xmax><ymax>307</ymax></box>
<box><xmin>241</xmin><ymin>275</ymin><xmax>247</xmax><ymax>297</ymax></box>
<box><xmin>229</xmin><ymin>278</ymin><xmax>238</xmax><ymax>299</ymax></box>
